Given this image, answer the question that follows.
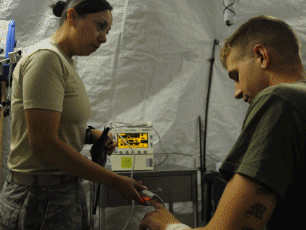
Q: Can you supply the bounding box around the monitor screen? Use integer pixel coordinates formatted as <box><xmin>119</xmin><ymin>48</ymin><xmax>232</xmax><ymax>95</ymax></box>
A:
<box><xmin>117</xmin><ymin>133</ymin><xmax>148</xmax><ymax>148</ymax></box>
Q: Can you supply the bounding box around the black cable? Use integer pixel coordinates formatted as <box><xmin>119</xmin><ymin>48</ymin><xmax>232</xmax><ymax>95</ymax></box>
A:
<box><xmin>152</xmin><ymin>127</ymin><xmax>169</xmax><ymax>167</ymax></box>
<box><xmin>201</xmin><ymin>39</ymin><xmax>219</xmax><ymax>223</ymax></box>
<box><xmin>203</xmin><ymin>39</ymin><xmax>219</xmax><ymax>174</ymax></box>
<box><xmin>90</xmin><ymin>127</ymin><xmax>110</xmax><ymax>215</ymax></box>
<box><xmin>223</xmin><ymin>0</ymin><xmax>236</xmax><ymax>16</ymax></box>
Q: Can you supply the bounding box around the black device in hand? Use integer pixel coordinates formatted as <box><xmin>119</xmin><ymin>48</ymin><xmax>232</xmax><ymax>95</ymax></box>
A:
<box><xmin>90</xmin><ymin>127</ymin><xmax>110</xmax><ymax>167</ymax></box>
<box><xmin>90</xmin><ymin>127</ymin><xmax>110</xmax><ymax>215</ymax></box>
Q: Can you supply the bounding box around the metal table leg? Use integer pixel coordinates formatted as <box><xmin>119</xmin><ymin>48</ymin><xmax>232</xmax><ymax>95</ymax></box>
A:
<box><xmin>90</xmin><ymin>183</ymin><xmax>94</xmax><ymax>230</ymax></box>
<box><xmin>99</xmin><ymin>184</ymin><xmax>105</xmax><ymax>230</ymax></box>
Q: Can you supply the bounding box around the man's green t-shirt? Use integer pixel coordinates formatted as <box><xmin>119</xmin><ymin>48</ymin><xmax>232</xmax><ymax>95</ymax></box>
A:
<box><xmin>220</xmin><ymin>80</ymin><xmax>306</xmax><ymax>229</ymax></box>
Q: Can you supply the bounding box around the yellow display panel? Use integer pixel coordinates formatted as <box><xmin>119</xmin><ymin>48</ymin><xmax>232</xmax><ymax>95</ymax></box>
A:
<box><xmin>117</xmin><ymin>133</ymin><xmax>148</xmax><ymax>148</ymax></box>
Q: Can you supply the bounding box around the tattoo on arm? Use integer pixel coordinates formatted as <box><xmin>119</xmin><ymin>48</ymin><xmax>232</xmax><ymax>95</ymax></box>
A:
<box><xmin>246</xmin><ymin>203</ymin><xmax>267</xmax><ymax>220</ymax></box>
<box><xmin>241</xmin><ymin>187</ymin><xmax>272</xmax><ymax>229</ymax></box>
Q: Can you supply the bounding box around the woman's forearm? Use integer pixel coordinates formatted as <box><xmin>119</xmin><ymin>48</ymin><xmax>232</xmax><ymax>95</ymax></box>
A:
<box><xmin>32</xmin><ymin>137</ymin><xmax>121</xmax><ymax>187</ymax></box>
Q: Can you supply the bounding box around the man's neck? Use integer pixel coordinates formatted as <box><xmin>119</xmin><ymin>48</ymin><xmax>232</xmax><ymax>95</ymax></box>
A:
<box><xmin>268</xmin><ymin>68</ymin><xmax>306</xmax><ymax>86</ymax></box>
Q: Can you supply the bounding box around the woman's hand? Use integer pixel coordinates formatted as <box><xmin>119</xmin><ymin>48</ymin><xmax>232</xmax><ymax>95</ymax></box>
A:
<box><xmin>114</xmin><ymin>175</ymin><xmax>148</xmax><ymax>203</ymax></box>
<box><xmin>91</xmin><ymin>129</ymin><xmax>117</xmax><ymax>155</ymax></box>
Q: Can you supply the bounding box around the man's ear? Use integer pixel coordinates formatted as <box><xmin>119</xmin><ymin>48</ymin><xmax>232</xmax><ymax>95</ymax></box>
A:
<box><xmin>66</xmin><ymin>8</ymin><xmax>79</xmax><ymax>27</ymax></box>
<box><xmin>253</xmin><ymin>45</ymin><xmax>270</xmax><ymax>69</ymax></box>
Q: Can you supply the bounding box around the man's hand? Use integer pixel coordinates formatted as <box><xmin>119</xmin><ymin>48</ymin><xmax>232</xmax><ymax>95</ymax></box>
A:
<box><xmin>91</xmin><ymin>129</ymin><xmax>117</xmax><ymax>155</ymax></box>
<box><xmin>139</xmin><ymin>199</ymin><xmax>182</xmax><ymax>230</ymax></box>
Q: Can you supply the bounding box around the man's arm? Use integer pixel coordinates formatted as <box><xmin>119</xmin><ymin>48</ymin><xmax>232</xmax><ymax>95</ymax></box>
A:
<box><xmin>140</xmin><ymin>173</ymin><xmax>277</xmax><ymax>230</ymax></box>
<box><xmin>204</xmin><ymin>173</ymin><xmax>277</xmax><ymax>230</ymax></box>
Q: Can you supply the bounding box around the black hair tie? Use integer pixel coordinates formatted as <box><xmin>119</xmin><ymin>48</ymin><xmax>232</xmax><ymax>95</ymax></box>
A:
<box><xmin>53</xmin><ymin>0</ymin><xmax>67</xmax><ymax>17</ymax></box>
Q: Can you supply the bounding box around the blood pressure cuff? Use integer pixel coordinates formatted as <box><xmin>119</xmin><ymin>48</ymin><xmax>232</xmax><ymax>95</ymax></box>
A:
<box><xmin>90</xmin><ymin>127</ymin><xmax>110</xmax><ymax>167</ymax></box>
<box><xmin>84</xmin><ymin>126</ymin><xmax>95</xmax><ymax>144</ymax></box>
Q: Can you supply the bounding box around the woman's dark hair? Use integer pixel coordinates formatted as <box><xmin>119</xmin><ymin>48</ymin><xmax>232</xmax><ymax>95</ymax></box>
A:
<box><xmin>50</xmin><ymin>0</ymin><xmax>113</xmax><ymax>26</ymax></box>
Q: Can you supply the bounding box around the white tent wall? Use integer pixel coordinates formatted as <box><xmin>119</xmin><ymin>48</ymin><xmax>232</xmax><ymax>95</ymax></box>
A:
<box><xmin>1</xmin><ymin>0</ymin><xmax>306</xmax><ymax>229</ymax></box>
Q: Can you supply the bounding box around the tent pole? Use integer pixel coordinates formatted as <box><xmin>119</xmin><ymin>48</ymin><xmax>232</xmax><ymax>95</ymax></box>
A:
<box><xmin>201</xmin><ymin>39</ymin><xmax>219</xmax><ymax>224</ymax></box>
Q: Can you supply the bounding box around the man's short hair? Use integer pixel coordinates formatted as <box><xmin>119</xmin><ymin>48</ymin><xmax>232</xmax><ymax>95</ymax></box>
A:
<box><xmin>220</xmin><ymin>15</ymin><xmax>302</xmax><ymax>69</ymax></box>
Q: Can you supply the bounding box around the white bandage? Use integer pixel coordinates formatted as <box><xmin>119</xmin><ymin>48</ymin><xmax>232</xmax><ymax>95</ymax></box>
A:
<box><xmin>166</xmin><ymin>223</ymin><xmax>192</xmax><ymax>230</ymax></box>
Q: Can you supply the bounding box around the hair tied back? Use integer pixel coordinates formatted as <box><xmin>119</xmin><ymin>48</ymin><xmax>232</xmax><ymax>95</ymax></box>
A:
<box><xmin>52</xmin><ymin>1</ymin><xmax>67</xmax><ymax>17</ymax></box>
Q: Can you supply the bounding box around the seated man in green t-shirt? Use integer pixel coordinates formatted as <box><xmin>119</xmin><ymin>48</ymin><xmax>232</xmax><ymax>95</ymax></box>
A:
<box><xmin>139</xmin><ymin>15</ymin><xmax>306</xmax><ymax>230</ymax></box>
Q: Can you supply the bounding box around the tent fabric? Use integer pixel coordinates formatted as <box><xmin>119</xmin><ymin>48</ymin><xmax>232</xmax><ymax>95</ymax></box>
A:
<box><xmin>1</xmin><ymin>0</ymin><xmax>305</xmax><ymax>229</ymax></box>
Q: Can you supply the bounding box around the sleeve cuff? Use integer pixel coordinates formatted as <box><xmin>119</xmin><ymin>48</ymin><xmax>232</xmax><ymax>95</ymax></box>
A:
<box><xmin>166</xmin><ymin>223</ymin><xmax>192</xmax><ymax>230</ymax></box>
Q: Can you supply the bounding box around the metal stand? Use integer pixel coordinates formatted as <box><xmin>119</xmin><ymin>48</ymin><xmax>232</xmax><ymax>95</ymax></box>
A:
<box><xmin>90</xmin><ymin>182</ymin><xmax>106</xmax><ymax>230</ymax></box>
<box><xmin>99</xmin><ymin>185</ymin><xmax>105</xmax><ymax>230</ymax></box>
<box><xmin>91</xmin><ymin>164</ymin><xmax>198</xmax><ymax>230</ymax></box>
<box><xmin>89</xmin><ymin>183</ymin><xmax>94</xmax><ymax>230</ymax></box>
